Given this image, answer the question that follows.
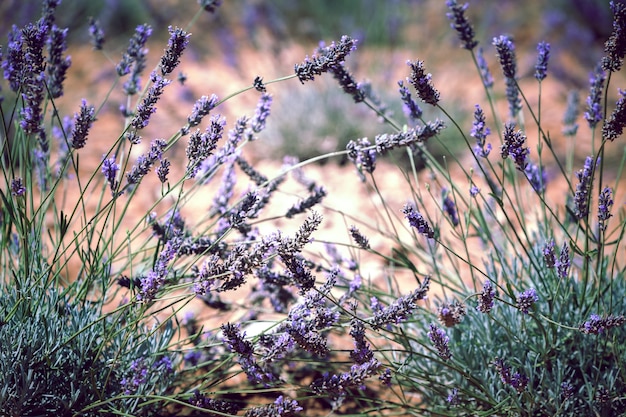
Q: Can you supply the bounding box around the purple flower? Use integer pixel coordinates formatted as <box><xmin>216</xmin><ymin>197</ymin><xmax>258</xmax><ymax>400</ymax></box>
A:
<box><xmin>398</xmin><ymin>79</ymin><xmax>423</xmax><ymax>121</ymax></box>
<box><xmin>584</xmin><ymin>65</ymin><xmax>606</xmax><ymax>129</ymax></box>
<box><xmin>116</xmin><ymin>23</ymin><xmax>152</xmax><ymax>77</ymax></box>
<box><xmin>248</xmin><ymin>93</ymin><xmax>272</xmax><ymax>139</ymax></box>
<box><xmin>347</xmin><ymin>137</ymin><xmax>377</xmax><ymax>177</ymax></box>
<box><xmin>370</xmin><ymin>277</ymin><xmax>430</xmax><ymax>329</ymax></box>
<box><xmin>199</xmin><ymin>0</ymin><xmax>222</xmax><ymax>13</ymax></box>
<box><xmin>2</xmin><ymin>25</ymin><xmax>25</xmax><ymax>92</ymax></box>
<box><xmin>493</xmin><ymin>35</ymin><xmax>517</xmax><ymax>79</ymax></box>
<box><xmin>447</xmin><ymin>388</ymin><xmax>460</xmax><ymax>406</ymax></box>
<box><xmin>601</xmin><ymin>1</ymin><xmax>626</xmax><ymax>72</ymax></box>
<box><xmin>101</xmin><ymin>156</ymin><xmax>120</xmax><ymax>196</ymax></box>
<box><xmin>70</xmin><ymin>99</ymin><xmax>96</xmax><ymax>149</ymax></box>
<box><xmin>349</xmin><ymin>318</ymin><xmax>373</xmax><ymax>364</ymax></box>
<box><xmin>471</xmin><ymin>104</ymin><xmax>492</xmax><ymax>157</ymax></box>
<box><xmin>476</xmin><ymin>47</ymin><xmax>494</xmax><ymax>88</ymax></box>
<box><xmin>493</xmin><ymin>358</ymin><xmax>527</xmax><ymax>392</ymax></box>
<box><xmin>121</xmin><ymin>358</ymin><xmax>148</xmax><ymax>394</ymax></box>
<box><xmin>126</xmin><ymin>138</ymin><xmax>167</xmax><ymax>186</ymax></box>
<box><xmin>598</xmin><ymin>186</ymin><xmax>614</xmax><ymax>231</ymax></box>
<box><xmin>470</xmin><ymin>185</ymin><xmax>480</xmax><ymax>197</ymax></box>
<box><xmin>561</xmin><ymin>381</ymin><xmax>575</xmax><ymax>400</ymax></box>
<box><xmin>556</xmin><ymin>242</ymin><xmax>571</xmax><ymax>279</ymax></box>
<box><xmin>375</xmin><ymin>120</ymin><xmax>445</xmax><ymax>154</ymax></box>
<box><xmin>156</xmin><ymin>158</ymin><xmax>170</xmax><ymax>183</ymax></box>
<box><xmin>477</xmin><ymin>280</ymin><xmax>496</xmax><ymax>313</ymax></box>
<box><xmin>579</xmin><ymin>313</ymin><xmax>625</xmax><ymax>334</ymax></box>
<box><xmin>562</xmin><ymin>90</ymin><xmax>580</xmax><ymax>136</ymax></box>
<box><xmin>331</xmin><ymin>62</ymin><xmax>365</xmax><ymax>103</ymax></box>
<box><xmin>524</xmin><ymin>163</ymin><xmax>547</xmax><ymax>193</ymax></box>
<box><xmin>543</xmin><ymin>239</ymin><xmax>556</xmax><ymax>268</ymax></box>
<box><xmin>445</xmin><ymin>0</ymin><xmax>478</xmax><ymax>50</ymax></box>
<box><xmin>10</xmin><ymin>178</ymin><xmax>26</xmax><ymax>197</ymax></box>
<box><xmin>442</xmin><ymin>188</ymin><xmax>459</xmax><ymax>227</ymax></box>
<box><xmin>130</xmin><ymin>72</ymin><xmax>171</xmax><ymax>129</ymax></box>
<box><xmin>402</xmin><ymin>203</ymin><xmax>435</xmax><ymax>238</ymax></box>
<box><xmin>501</xmin><ymin>122</ymin><xmax>529</xmax><ymax>171</ymax></box>
<box><xmin>438</xmin><ymin>300</ymin><xmax>466</xmax><ymax>327</ymax></box>
<box><xmin>88</xmin><ymin>17</ymin><xmax>105</xmax><ymax>50</ymax></box>
<box><xmin>46</xmin><ymin>25</ymin><xmax>71</xmax><ymax>98</ymax></box>
<box><xmin>349</xmin><ymin>225</ymin><xmax>370</xmax><ymax>250</ymax></box>
<box><xmin>406</xmin><ymin>60</ymin><xmax>440</xmax><ymax>105</ymax></box>
<box><xmin>603</xmin><ymin>88</ymin><xmax>626</xmax><ymax>141</ymax></box>
<box><xmin>294</xmin><ymin>35</ymin><xmax>357</xmax><ymax>83</ymax></box>
<box><xmin>510</xmin><ymin>372</ymin><xmax>529</xmax><ymax>393</ymax></box>
<box><xmin>534</xmin><ymin>41</ymin><xmax>550</xmax><ymax>81</ymax></box>
<box><xmin>186</xmin><ymin>114</ymin><xmax>225</xmax><ymax>178</ymax></box>
<box><xmin>159</xmin><ymin>26</ymin><xmax>190</xmax><ymax>75</ymax></box>
<box><xmin>428</xmin><ymin>323</ymin><xmax>452</xmax><ymax>361</ymax></box>
<box><xmin>516</xmin><ymin>288</ymin><xmax>538</xmax><ymax>314</ymax></box>
<box><xmin>185</xmin><ymin>94</ymin><xmax>219</xmax><ymax>130</ymax></box>
<box><xmin>188</xmin><ymin>391</ymin><xmax>241</xmax><ymax>414</ymax></box>
<box><xmin>574</xmin><ymin>156</ymin><xmax>595</xmax><ymax>219</ymax></box>
<box><xmin>285</xmin><ymin>185</ymin><xmax>327</xmax><ymax>218</ymax></box>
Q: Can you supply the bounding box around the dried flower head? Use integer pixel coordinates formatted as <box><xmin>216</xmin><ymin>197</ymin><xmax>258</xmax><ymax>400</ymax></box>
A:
<box><xmin>438</xmin><ymin>300</ymin><xmax>466</xmax><ymax>327</ymax></box>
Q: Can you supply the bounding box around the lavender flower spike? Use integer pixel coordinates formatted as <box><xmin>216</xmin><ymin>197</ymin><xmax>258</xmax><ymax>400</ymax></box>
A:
<box><xmin>573</xmin><ymin>156</ymin><xmax>595</xmax><ymax>220</ymax></box>
<box><xmin>446</xmin><ymin>0</ymin><xmax>478</xmax><ymax>50</ymax></box>
<box><xmin>534</xmin><ymin>41</ymin><xmax>550</xmax><ymax>81</ymax></box>
<box><xmin>402</xmin><ymin>203</ymin><xmax>435</xmax><ymax>238</ymax></box>
<box><xmin>88</xmin><ymin>17</ymin><xmax>105</xmax><ymax>50</ymax></box>
<box><xmin>46</xmin><ymin>25</ymin><xmax>72</xmax><ymax>98</ymax></box>
<box><xmin>126</xmin><ymin>138</ymin><xmax>167</xmax><ymax>186</ymax></box>
<box><xmin>130</xmin><ymin>72</ymin><xmax>171</xmax><ymax>129</ymax></box>
<box><xmin>407</xmin><ymin>60</ymin><xmax>440</xmax><ymax>105</ymax></box>
<box><xmin>598</xmin><ymin>186</ymin><xmax>614</xmax><ymax>231</ymax></box>
<box><xmin>294</xmin><ymin>35</ymin><xmax>357</xmax><ymax>83</ymax></box>
<box><xmin>477</xmin><ymin>280</ymin><xmax>496</xmax><ymax>313</ymax></box>
<box><xmin>584</xmin><ymin>65</ymin><xmax>606</xmax><ymax>129</ymax></box>
<box><xmin>500</xmin><ymin>122</ymin><xmax>529</xmax><ymax>171</ymax></box>
<box><xmin>476</xmin><ymin>47</ymin><xmax>494</xmax><ymax>88</ymax></box>
<box><xmin>602</xmin><ymin>1</ymin><xmax>626</xmax><ymax>72</ymax></box>
<box><xmin>427</xmin><ymin>324</ymin><xmax>452</xmax><ymax>360</ymax></box>
<box><xmin>186</xmin><ymin>94</ymin><xmax>219</xmax><ymax>130</ymax></box>
<box><xmin>603</xmin><ymin>88</ymin><xmax>626</xmax><ymax>141</ymax></box>
<box><xmin>70</xmin><ymin>99</ymin><xmax>96</xmax><ymax>149</ymax></box>
<box><xmin>102</xmin><ymin>156</ymin><xmax>120</xmax><ymax>196</ymax></box>
<box><xmin>398</xmin><ymin>80</ymin><xmax>423</xmax><ymax>121</ymax></box>
<box><xmin>11</xmin><ymin>178</ymin><xmax>26</xmax><ymax>197</ymax></box>
<box><xmin>160</xmin><ymin>26</ymin><xmax>190</xmax><ymax>76</ymax></box>
<box><xmin>516</xmin><ymin>288</ymin><xmax>538</xmax><ymax>314</ymax></box>
<box><xmin>493</xmin><ymin>35</ymin><xmax>517</xmax><ymax>79</ymax></box>
<box><xmin>471</xmin><ymin>104</ymin><xmax>491</xmax><ymax>158</ymax></box>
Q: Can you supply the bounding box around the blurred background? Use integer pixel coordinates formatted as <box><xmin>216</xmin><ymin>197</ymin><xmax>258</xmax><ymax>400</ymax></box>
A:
<box><xmin>0</xmin><ymin>0</ymin><xmax>622</xmax><ymax>166</ymax></box>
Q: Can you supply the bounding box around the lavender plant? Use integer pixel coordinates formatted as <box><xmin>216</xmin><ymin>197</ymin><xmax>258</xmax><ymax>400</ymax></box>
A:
<box><xmin>0</xmin><ymin>1</ymin><xmax>625</xmax><ymax>417</ymax></box>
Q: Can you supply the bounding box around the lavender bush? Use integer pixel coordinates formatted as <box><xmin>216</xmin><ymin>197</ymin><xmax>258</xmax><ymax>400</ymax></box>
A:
<box><xmin>1</xmin><ymin>1</ymin><xmax>625</xmax><ymax>416</ymax></box>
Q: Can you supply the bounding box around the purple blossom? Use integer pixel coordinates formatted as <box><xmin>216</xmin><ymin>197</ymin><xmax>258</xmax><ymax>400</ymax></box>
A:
<box><xmin>347</xmin><ymin>138</ymin><xmax>377</xmax><ymax>177</ymax></box>
<box><xmin>534</xmin><ymin>41</ymin><xmax>550</xmax><ymax>81</ymax></box>
<box><xmin>406</xmin><ymin>60</ymin><xmax>440</xmax><ymax>105</ymax></box>
<box><xmin>331</xmin><ymin>62</ymin><xmax>365</xmax><ymax>103</ymax></box>
<box><xmin>3</xmin><ymin>25</ymin><xmax>25</xmax><ymax>92</ymax></box>
<box><xmin>476</xmin><ymin>47</ymin><xmax>494</xmax><ymax>88</ymax></box>
<box><xmin>562</xmin><ymin>90</ymin><xmax>580</xmax><ymax>136</ymax></box>
<box><xmin>584</xmin><ymin>65</ymin><xmax>606</xmax><ymax>129</ymax></box>
<box><xmin>70</xmin><ymin>99</ymin><xmax>96</xmax><ymax>149</ymax></box>
<box><xmin>285</xmin><ymin>185</ymin><xmax>327</xmax><ymax>218</ymax></box>
<box><xmin>101</xmin><ymin>156</ymin><xmax>120</xmax><ymax>196</ymax></box>
<box><xmin>574</xmin><ymin>156</ymin><xmax>595</xmax><ymax>219</ymax></box>
<box><xmin>442</xmin><ymin>188</ymin><xmax>459</xmax><ymax>227</ymax></box>
<box><xmin>543</xmin><ymin>239</ymin><xmax>556</xmax><ymax>268</ymax></box>
<box><xmin>446</xmin><ymin>0</ymin><xmax>478</xmax><ymax>50</ymax></box>
<box><xmin>349</xmin><ymin>225</ymin><xmax>370</xmax><ymax>250</ymax></box>
<box><xmin>370</xmin><ymin>277</ymin><xmax>430</xmax><ymax>329</ymax></box>
<box><xmin>602</xmin><ymin>1</ymin><xmax>626</xmax><ymax>72</ymax></box>
<box><xmin>561</xmin><ymin>381</ymin><xmax>575</xmax><ymax>400</ymax></box>
<box><xmin>501</xmin><ymin>122</ymin><xmax>529</xmax><ymax>171</ymax></box>
<box><xmin>88</xmin><ymin>17</ymin><xmax>105</xmax><ymax>50</ymax></box>
<box><xmin>428</xmin><ymin>323</ymin><xmax>452</xmax><ymax>360</ymax></box>
<box><xmin>248</xmin><ymin>93</ymin><xmax>272</xmax><ymax>139</ymax></box>
<box><xmin>116</xmin><ymin>23</ymin><xmax>152</xmax><ymax>77</ymax></box>
<box><xmin>470</xmin><ymin>185</ymin><xmax>480</xmax><ymax>197</ymax></box>
<box><xmin>556</xmin><ymin>242</ymin><xmax>571</xmax><ymax>279</ymax></box>
<box><xmin>159</xmin><ymin>26</ymin><xmax>190</xmax><ymax>75</ymax></box>
<box><xmin>156</xmin><ymin>158</ymin><xmax>170</xmax><ymax>183</ymax></box>
<box><xmin>493</xmin><ymin>35</ymin><xmax>517</xmax><ymax>79</ymax></box>
<box><xmin>398</xmin><ymin>79</ymin><xmax>423</xmax><ymax>121</ymax></box>
<box><xmin>188</xmin><ymin>391</ymin><xmax>241</xmax><ymax>414</ymax></box>
<box><xmin>185</xmin><ymin>94</ymin><xmax>219</xmax><ymax>130</ymax></box>
<box><xmin>375</xmin><ymin>120</ymin><xmax>446</xmax><ymax>154</ymax></box>
<box><xmin>121</xmin><ymin>358</ymin><xmax>148</xmax><ymax>394</ymax></box>
<box><xmin>126</xmin><ymin>138</ymin><xmax>167</xmax><ymax>186</ymax></box>
<box><xmin>437</xmin><ymin>300</ymin><xmax>466</xmax><ymax>327</ymax></box>
<box><xmin>130</xmin><ymin>72</ymin><xmax>171</xmax><ymax>129</ymax></box>
<box><xmin>10</xmin><ymin>178</ymin><xmax>26</xmax><ymax>197</ymax></box>
<box><xmin>349</xmin><ymin>318</ymin><xmax>373</xmax><ymax>364</ymax></box>
<box><xmin>402</xmin><ymin>203</ymin><xmax>435</xmax><ymax>238</ymax></box>
<box><xmin>477</xmin><ymin>280</ymin><xmax>496</xmax><ymax>313</ymax></box>
<box><xmin>186</xmin><ymin>114</ymin><xmax>225</xmax><ymax>178</ymax></box>
<box><xmin>598</xmin><ymin>186</ymin><xmax>614</xmax><ymax>231</ymax></box>
<box><xmin>46</xmin><ymin>25</ymin><xmax>71</xmax><ymax>98</ymax></box>
<box><xmin>493</xmin><ymin>358</ymin><xmax>527</xmax><ymax>392</ymax></box>
<box><xmin>603</xmin><ymin>88</ymin><xmax>626</xmax><ymax>141</ymax></box>
<box><xmin>294</xmin><ymin>35</ymin><xmax>357</xmax><ymax>83</ymax></box>
<box><xmin>471</xmin><ymin>104</ymin><xmax>492</xmax><ymax>157</ymax></box>
<box><xmin>516</xmin><ymin>288</ymin><xmax>538</xmax><ymax>314</ymax></box>
<box><xmin>579</xmin><ymin>313</ymin><xmax>625</xmax><ymax>334</ymax></box>
<box><xmin>524</xmin><ymin>163</ymin><xmax>547</xmax><ymax>193</ymax></box>
<box><xmin>447</xmin><ymin>388</ymin><xmax>460</xmax><ymax>406</ymax></box>
<box><xmin>199</xmin><ymin>0</ymin><xmax>222</xmax><ymax>13</ymax></box>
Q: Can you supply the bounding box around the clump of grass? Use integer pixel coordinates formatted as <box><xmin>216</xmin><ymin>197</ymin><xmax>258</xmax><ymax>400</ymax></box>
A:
<box><xmin>0</xmin><ymin>1</ymin><xmax>625</xmax><ymax>416</ymax></box>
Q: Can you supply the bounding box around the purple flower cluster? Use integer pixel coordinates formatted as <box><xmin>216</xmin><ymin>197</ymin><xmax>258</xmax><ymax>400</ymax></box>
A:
<box><xmin>245</xmin><ymin>396</ymin><xmax>303</xmax><ymax>417</ymax></box>
<box><xmin>543</xmin><ymin>239</ymin><xmax>556</xmax><ymax>268</ymax></box>
<box><xmin>556</xmin><ymin>242</ymin><xmax>571</xmax><ymax>279</ymax></box>
<box><xmin>186</xmin><ymin>114</ymin><xmax>225</xmax><ymax>178</ymax></box>
<box><xmin>375</xmin><ymin>120</ymin><xmax>445</xmax><ymax>154</ymax></box>
<box><xmin>101</xmin><ymin>156</ymin><xmax>120</xmax><ymax>196</ymax></box>
<box><xmin>534</xmin><ymin>41</ymin><xmax>550</xmax><ymax>81</ymax></box>
<box><xmin>247</xmin><ymin>93</ymin><xmax>273</xmax><ymax>140</ymax></box>
<box><xmin>574</xmin><ymin>156</ymin><xmax>595</xmax><ymax>219</ymax></box>
<box><xmin>331</xmin><ymin>62</ymin><xmax>366</xmax><ymax>103</ymax></box>
<box><xmin>402</xmin><ymin>203</ymin><xmax>435</xmax><ymax>238</ymax></box>
<box><xmin>294</xmin><ymin>35</ymin><xmax>357</xmax><ymax>83</ymax></box>
<box><xmin>493</xmin><ymin>358</ymin><xmax>528</xmax><ymax>393</ymax></box>
<box><xmin>126</xmin><ymin>138</ymin><xmax>167</xmax><ymax>187</ymax></box>
<box><xmin>159</xmin><ymin>26</ymin><xmax>190</xmax><ymax>76</ymax></box>
<box><xmin>46</xmin><ymin>25</ymin><xmax>71</xmax><ymax>98</ymax></box>
<box><xmin>602</xmin><ymin>1</ymin><xmax>626</xmax><ymax>72</ymax></box>
<box><xmin>117</xmin><ymin>24</ymin><xmax>152</xmax><ymax>95</ymax></box>
<box><xmin>370</xmin><ymin>277</ymin><xmax>430</xmax><ymax>329</ymax></box>
<box><xmin>438</xmin><ymin>300</ymin><xmax>466</xmax><ymax>327</ymax></box>
<box><xmin>579</xmin><ymin>313</ymin><xmax>625</xmax><ymax>334</ymax></box>
<box><xmin>562</xmin><ymin>91</ymin><xmax>580</xmax><ymax>136</ymax></box>
<box><xmin>120</xmin><ymin>358</ymin><xmax>148</xmax><ymax>394</ymax></box>
<box><xmin>130</xmin><ymin>72</ymin><xmax>172</xmax><ymax>129</ymax></box>
<box><xmin>603</xmin><ymin>88</ymin><xmax>626</xmax><ymax>141</ymax></box>
<box><xmin>10</xmin><ymin>178</ymin><xmax>26</xmax><ymax>197</ymax></box>
<box><xmin>584</xmin><ymin>65</ymin><xmax>606</xmax><ymax>129</ymax></box>
<box><xmin>427</xmin><ymin>323</ymin><xmax>452</xmax><ymax>360</ymax></box>
<box><xmin>471</xmin><ymin>104</ymin><xmax>492</xmax><ymax>158</ymax></box>
<box><xmin>398</xmin><ymin>80</ymin><xmax>423</xmax><ymax>122</ymax></box>
<box><xmin>188</xmin><ymin>391</ymin><xmax>241</xmax><ymax>415</ymax></box>
<box><xmin>346</xmin><ymin>138</ymin><xmax>377</xmax><ymax>178</ymax></box>
<box><xmin>493</xmin><ymin>35</ymin><xmax>521</xmax><ymax>117</ymax></box>
<box><xmin>445</xmin><ymin>0</ymin><xmax>478</xmax><ymax>50</ymax></box>
<box><xmin>88</xmin><ymin>17</ymin><xmax>105</xmax><ymax>50</ymax></box>
<box><xmin>406</xmin><ymin>60</ymin><xmax>440</xmax><ymax>106</ymax></box>
<box><xmin>476</xmin><ymin>47</ymin><xmax>494</xmax><ymax>88</ymax></box>
<box><xmin>221</xmin><ymin>323</ymin><xmax>277</xmax><ymax>385</ymax></box>
<box><xmin>477</xmin><ymin>280</ymin><xmax>496</xmax><ymax>313</ymax></box>
<box><xmin>598</xmin><ymin>186</ymin><xmax>614</xmax><ymax>231</ymax></box>
<box><xmin>524</xmin><ymin>163</ymin><xmax>547</xmax><ymax>193</ymax></box>
<box><xmin>516</xmin><ymin>288</ymin><xmax>538</xmax><ymax>314</ymax></box>
<box><xmin>185</xmin><ymin>94</ymin><xmax>220</xmax><ymax>131</ymax></box>
<box><xmin>500</xmin><ymin>122</ymin><xmax>529</xmax><ymax>171</ymax></box>
<box><xmin>285</xmin><ymin>185</ymin><xmax>327</xmax><ymax>218</ymax></box>
<box><xmin>70</xmin><ymin>99</ymin><xmax>96</xmax><ymax>149</ymax></box>
<box><xmin>442</xmin><ymin>188</ymin><xmax>459</xmax><ymax>227</ymax></box>
<box><xmin>349</xmin><ymin>225</ymin><xmax>370</xmax><ymax>250</ymax></box>
<box><xmin>138</xmin><ymin>232</ymin><xmax>181</xmax><ymax>302</ymax></box>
